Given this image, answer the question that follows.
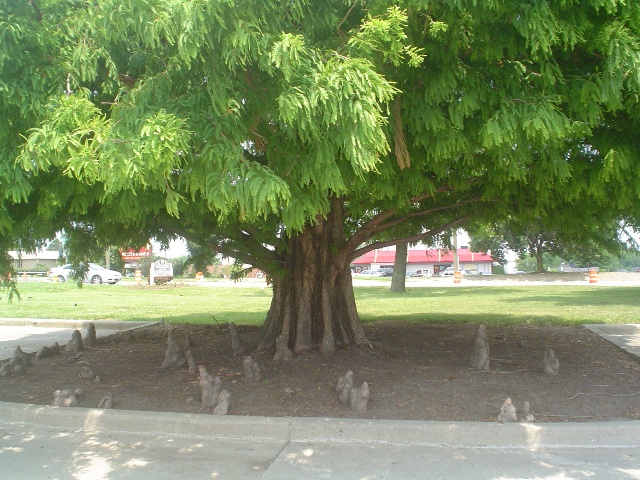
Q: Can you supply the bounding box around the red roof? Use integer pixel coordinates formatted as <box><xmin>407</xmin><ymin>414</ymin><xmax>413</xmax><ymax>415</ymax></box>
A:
<box><xmin>352</xmin><ymin>249</ymin><xmax>493</xmax><ymax>265</ymax></box>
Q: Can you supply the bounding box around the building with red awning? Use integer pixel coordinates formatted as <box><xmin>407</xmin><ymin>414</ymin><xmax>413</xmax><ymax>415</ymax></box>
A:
<box><xmin>351</xmin><ymin>248</ymin><xmax>494</xmax><ymax>276</ymax></box>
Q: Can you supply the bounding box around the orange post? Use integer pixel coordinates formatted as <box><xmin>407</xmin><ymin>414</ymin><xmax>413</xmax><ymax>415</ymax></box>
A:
<box><xmin>589</xmin><ymin>269</ymin><xmax>598</xmax><ymax>284</ymax></box>
<box><xmin>134</xmin><ymin>269</ymin><xmax>142</xmax><ymax>284</ymax></box>
<box><xmin>196</xmin><ymin>271</ymin><xmax>204</xmax><ymax>283</ymax></box>
<box><xmin>454</xmin><ymin>271</ymin><xmax>462</xmax><ymax>284</ymax></box>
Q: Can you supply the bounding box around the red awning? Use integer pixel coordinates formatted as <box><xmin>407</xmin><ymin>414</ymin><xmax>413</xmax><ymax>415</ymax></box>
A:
<box><xmin>352</xmin><ymin>249</ymin><xmax>493</xmax><ymax>265</ymax></box>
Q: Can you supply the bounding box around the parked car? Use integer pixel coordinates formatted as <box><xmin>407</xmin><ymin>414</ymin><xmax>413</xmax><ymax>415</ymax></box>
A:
<box><xmin>378</xmin><ymin>268</ymin><xmax>393</xmax><ymax>277</ymax></box>
<box><xmin>48</xmin><ymin>263</ymin><xmax>122</xmax><ymax>284</ymax></box>
<box><xmin>440</xmin><ymin>267</ymin><xmax>455</xmax><ymax>277</ymax></box>
<box><xmin>438</xmin><ymin>267</ymin><xmax>477</xmax><ymax>277</ymax></box>
<box><xmin>407</xmin><ymin>269</ymin><xmax>430</xmax><ymax>277</ymax></box>
<box><xmin>357</xmin><ymin>270</ymin><xmax>383</xmax><ymax>277</ymax></box>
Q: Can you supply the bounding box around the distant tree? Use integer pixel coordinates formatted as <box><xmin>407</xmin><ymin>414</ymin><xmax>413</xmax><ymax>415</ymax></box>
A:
<box><xmin>108</xmin><ymin>248</ymin><xmax>125</xmax><ymax>272</ymax></box>
<box><xmin>168</xmin><ymin>256</ymin><xmax>190</xmax><ymax>277</ymax></box>
<box><xmin>469</xmin><ymin>205</ymin><xmax>634</xmax><ymax>272</ymax></box>
<box><xmin>516</xmin><ymin>254</ymin><xmax>563</xmax><ymax>273</ymax></box>
<box><xmin>390</xmin><ymin>241</ymin><xmax>408</xmax><ymax>293</ymax></box>
<box><xmin>46</xmin><ymin>238</ymin><xmax>63</xmax><ymax>252</ymax></box>
<box><xmin>618</xmin><ymin>251</ymin><xmax>640</xmax><ymax>271</ymax></box>
<box><xmin>492</xmin><ymin>265</ymin><xmax>505</xmax><ymax>275</ymax></box>
<box><xmin>185</xmin><ymin>242</ymin><xmax>220</xmax><ymax>277</ymax></box>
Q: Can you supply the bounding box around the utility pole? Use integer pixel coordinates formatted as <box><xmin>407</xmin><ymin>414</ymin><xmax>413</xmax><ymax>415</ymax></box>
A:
<box><xmin>453</xmin><ymin>230</ymin><xmax>459</xmax><ymax>272</ymax></box>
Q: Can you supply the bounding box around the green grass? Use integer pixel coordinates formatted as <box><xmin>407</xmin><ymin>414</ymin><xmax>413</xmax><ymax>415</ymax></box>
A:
<box><xmin>2</xmin><ymin>282</ymin><xmax>639</xmax><ymax>326</ymax></box>
<box><xmin>356</xmin><ymin>286</ymin><xmax>640</xmax><ymax>325</ymax></box>
<box><xmin>1</xmin><ymin>282</ymin><xmax>273</xmax><ymax>325</ymax></box>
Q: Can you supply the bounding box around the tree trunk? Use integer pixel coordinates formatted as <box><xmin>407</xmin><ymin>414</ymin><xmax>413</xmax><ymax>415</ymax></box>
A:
<box><xmin>535</xmin><ymin>238</ymin><xmax>545</xmax><ymax>273</ymax></box>
<box><xmin>258</xmin><ymin>201</ymin><xmax>366</xmax><ymax>355</ymax></box>
<box><xmin>390</xmin><ymin>241</ymin><xmax>408</xmax><ymax>293</ymax></box>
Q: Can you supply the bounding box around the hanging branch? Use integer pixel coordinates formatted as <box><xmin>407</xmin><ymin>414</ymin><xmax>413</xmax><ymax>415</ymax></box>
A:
<box><xmin>392</xmin><ymin>96</ymin><xmax>411</xmax><ymax>170</ymax></box>
<box><xmin>29</xmin><ymin>0</ymin><xmax>43</xmax><ymax>22</ymax></box>
<box><xmin>337</xmin><ymin>0</ymin><xmax>359</xmax><ymax>32</ymax></box>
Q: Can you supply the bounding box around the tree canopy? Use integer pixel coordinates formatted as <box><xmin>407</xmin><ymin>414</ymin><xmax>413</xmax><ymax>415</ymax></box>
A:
<box><xmin>2</xmin><ymin>0</ymin><xmax>640</xmax><ymax>351</ymax></box>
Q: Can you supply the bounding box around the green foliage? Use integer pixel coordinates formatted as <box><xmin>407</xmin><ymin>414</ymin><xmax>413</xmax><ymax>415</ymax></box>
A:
<box><xmin>516</xmin><ymin>254</ymin><xmax>564</xmax><ymax>272</ymax></box>
<box><xmin>25</xmin><ymin>263</ymin><xmax>51</xmax><ymax>273</ymax></box>
<box><xmin>136</xmin><ymin>254</ymin><xmax>161</xmax><ymax>278</ymax></box>
<box><xmin>492</xmin><ymin>264</ymin><xmax>506</xmax><ymax>275</ymax></box>
<box><xmin>470</xmin><ymin>207</ymin><xmax>635</xmax><ymax>272</ymax></box>
<box><xmin>1</xmin><ymin>0</ymin><xmax>640</xmax><ymax>294</ymax></box>
<box><xmin>167</xmin><ymin>255</ymin><xmax>189</xmax><ymax>277</ymax></box>
<box><xmin>0</xmin><ymin>253</ymin><xmax>19</xmax><ymax>303</ymax></box>
<box><xmin>229</xmin><ymin>260</ymin><xmax>250</xmax><ymax>282</ymax></box>
<box><xmin>184</xmin><ymin>241</ymin><xmax>219</xmax><ymax>276</ymax></box>
<box><xmin>347</xmin><ymin>6</ymin><xmax>425</xmax><ymax>67</ymax></box>
<box><xmin>617</xmin><ymin>251</ymin><xmax>640</xmax><ymax>271</ymax></box>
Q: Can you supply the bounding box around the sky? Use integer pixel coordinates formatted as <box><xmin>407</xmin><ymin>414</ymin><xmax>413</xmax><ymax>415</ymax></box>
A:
<box><xmin>152</xmin><ymin>238</ymin><xmax>189</xmax><ymax>258</ymax></box>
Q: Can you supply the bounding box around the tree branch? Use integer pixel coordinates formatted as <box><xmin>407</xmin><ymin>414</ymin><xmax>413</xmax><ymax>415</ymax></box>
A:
<box><xmin>374</xmin><ymin>197</ymin><xmax>482</xmax><ymax>234</ymax></box>
<box><xmin>337</xmin><ymin>0</ymin><xmax>359</xmax><ymax>32</ymax></box>
<box><xmin>29</xmin><ymin>0</ymin><xmax>43</xmax><ymax>22</ymax></box>
<box><xmin>161</xmin><ymin>225</ymin><xmax>276</xmax><ymax>273</ymax></box>
<box><xmin>345</xmin><ymin>193</ymin><xmax>482</xmax><ymax>253</ymax></box>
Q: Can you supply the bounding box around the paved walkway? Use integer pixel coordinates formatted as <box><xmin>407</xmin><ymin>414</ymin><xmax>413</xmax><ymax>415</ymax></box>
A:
<box><xmin>1</xmin><ymin>402</ymin><xmax>639</xmax><ymax>479</ymax></box>
<box><xmin>0</xmin><ymin>318</ymin><xmax>156</xmax><ymax>361</ymax></box>
<box><xmin>584</xmin><ymin>324</ymin><xmax>640</xmax><ymax>361</ymax></box>
<box><xmin>0</xmin><ymin>321</ymin><xmax>639</xmax><ymax>479</ymax></box>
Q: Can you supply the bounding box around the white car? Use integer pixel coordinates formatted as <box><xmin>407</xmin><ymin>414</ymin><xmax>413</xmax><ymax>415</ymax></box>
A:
<box><xmin>440</xmin><ymin>267</ymin><xmax>455</xmax><ymax>276</ymax></box>
<box><xmin>357</xmin><ymin>270</ymin><xmax>383</xmax><ymax>277</ymax></box>
<box><xmin>49</xmin><ymin>263</ymin><xmax>122</xmax><ymax>284</ymax></box>
<box><xmin>440</xmin><ymin>267</ymin><xmax>473</xmax><ymax>277</ymax></box>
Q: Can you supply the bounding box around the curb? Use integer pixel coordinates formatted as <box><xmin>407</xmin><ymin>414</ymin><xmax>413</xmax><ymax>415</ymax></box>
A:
<box><xmin>1</xmin><ymin>401</ymin><xmax>639</xmax><ymax>448</ymax></box>
<box><xmin>0</xmin><ymin>402</ymin><xmax>290</xmax><ymax>443</ymax></box>
<box><xmin>288</xmin><ymin>417</ymin><xmax>640</xmax><ymax>448</ymax></box>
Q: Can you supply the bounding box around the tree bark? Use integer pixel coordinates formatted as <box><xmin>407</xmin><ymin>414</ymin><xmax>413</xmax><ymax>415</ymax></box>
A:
<box><xmin>390</xmin><ymin>241</ymin><xmax>408</xmax><ymax>293</ymax></box>
<box><xmin>258</xmin><ymin>199</ymin><xmax>366</xmax><ymax>354</ymax></box>
<box><xmin>535</xmin><ymin>237</ymin><xmax>545</xmax><ymax>273</ymax></box>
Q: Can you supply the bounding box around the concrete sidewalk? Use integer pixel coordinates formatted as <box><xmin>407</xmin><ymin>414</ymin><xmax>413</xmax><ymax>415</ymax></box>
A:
<box><xmin>0</xmin><ymin>318</ymin><xmax>157</xmax><ymax>361</ymax></box>
<box><xmin>1</xmin><ymin>402</ymin><xmax>639</xmax><ymax>479</ymax></box>
<box><xmin>584</xmin><ymin>324</ymin><xmax>640</xmax><ymax>362</ymax></box>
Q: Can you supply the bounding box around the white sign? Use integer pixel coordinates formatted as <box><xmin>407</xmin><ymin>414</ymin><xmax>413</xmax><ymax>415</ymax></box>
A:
<box><xmin>150</xmin><ymin>260</ymin><xmax>174</xmax><ymax>285</ymax></box>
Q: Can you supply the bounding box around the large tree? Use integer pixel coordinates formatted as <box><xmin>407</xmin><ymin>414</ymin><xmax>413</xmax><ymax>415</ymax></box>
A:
<box><xmin>2</xmin><ymin>0</ymin><xmax>640</xmax><ymax>353</ymax></box>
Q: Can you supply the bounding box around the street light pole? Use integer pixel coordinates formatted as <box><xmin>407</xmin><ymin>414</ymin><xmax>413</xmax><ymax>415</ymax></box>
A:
<box><xmin>453</xmin><ymin>230</ymin><xmax>459</xmax><ymax>272</ymax></box>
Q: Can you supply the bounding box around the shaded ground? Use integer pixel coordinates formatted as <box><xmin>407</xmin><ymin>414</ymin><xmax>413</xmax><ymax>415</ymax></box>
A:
<box><xmin>1</xmin><ymin>322</ymin><xmax>639</xmax><ymax>423</ymax></box>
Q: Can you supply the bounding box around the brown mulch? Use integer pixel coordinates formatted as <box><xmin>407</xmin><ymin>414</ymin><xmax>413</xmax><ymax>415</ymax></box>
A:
<box><xmin>1</xmin><ymin>322</ymin><xmax>639</xmax><ymax>422</ymax></box>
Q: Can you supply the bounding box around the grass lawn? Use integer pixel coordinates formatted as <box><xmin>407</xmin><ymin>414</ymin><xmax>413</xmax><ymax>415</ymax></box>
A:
<box><xmin>1</xmin><ymin>281</ymin><xmax>639</xmax><ymax>326</ymax></box>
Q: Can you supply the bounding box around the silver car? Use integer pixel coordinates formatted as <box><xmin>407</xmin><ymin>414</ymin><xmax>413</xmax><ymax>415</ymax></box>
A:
<box><xmin>49</xmin><ymin>263</ymin><xmax>122</xmax><ymax>284</ymax></box>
